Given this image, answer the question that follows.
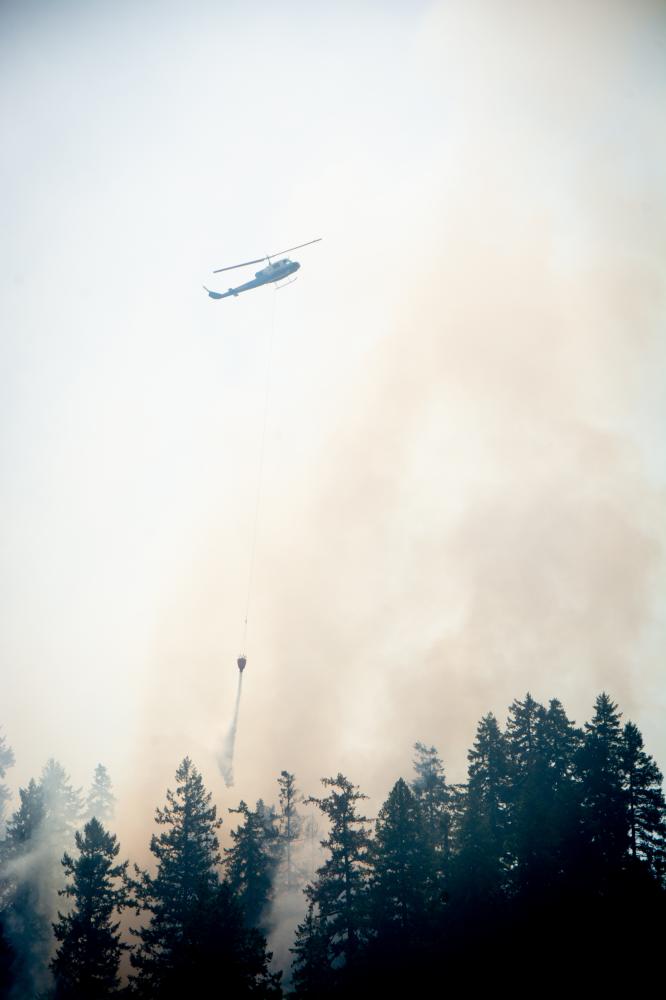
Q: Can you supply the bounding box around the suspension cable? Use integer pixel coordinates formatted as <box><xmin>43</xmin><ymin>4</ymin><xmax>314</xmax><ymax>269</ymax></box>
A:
<box><xmin>241</xmin><ymin>289</ymin><xmax>277</xmax><ymax>653</ymax></box>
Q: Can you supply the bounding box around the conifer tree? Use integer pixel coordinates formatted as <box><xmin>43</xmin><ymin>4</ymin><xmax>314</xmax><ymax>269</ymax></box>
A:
<box><xmin>1</xmin><ymin>779</ymin><xmax>51</xmax><ymax>998</ymax></box>
<box><xmin>289</xmin><ymin>902</ymin><xmax>331</xmax><ymax>999</ymax></box>
<box><xmin>85</xmin><ymin>765</ymin><xmax>115</xmax><ymax>825</ymax></box>
<box><xmin>506</xmin><ymin>693</ymin><xmax>543</xmax><ymax>777</ymax></box>
<box><xmin>505</xmin><ymin>694</ymin><xmax>551</xmax><ymax>889</ymax></box>
<box><xmin>225</xmin><ymin>800</ymin><xmax>277</xmax><ymax>930</ymax></box>
<box><xmin>369</xmin><ymin>778</ymin><xmax>435</xmax><ymax>940</ymax></box>
<box><xmin>0</xmin><ymin>730</ymin><xmax>15</xmax><ymax>833</ymax></box>
<box><xmin>454</xmin><ymin>713</ymin><xmax>511</xmax><ymax>904</ymax></box>
<box><xmin>621</xmin><ymin>721</ymin><xmax>666</xmax><ymax>878</ymax></box>
<box><xmin>411</xmin><ymin>743</ymin><xmax>451</xmax><ymax>875</ymax></box>
<box><xmin>578</xmin><ymin>693</ymin><xmax>628</xmax><ymax>877</ymax></box>
<box><xmin>304</xmin><ymin>774</ymin><xmax>371</xmax><ymax>972</ymax></box>
<box><xmin>50</xmin><ymin>818</ymin><xmax>129</xmax><ymax>999</ymax></box>
<box><xmin>277</xmin><ymin>771</ymin><xmax>302</xmax><ymax>893</ymax></box>
<box><xmin>40</xmin><ymin>760</ymin><xmax>83</xmax><ymax>839</ymax></box>
<box><xmin>132</xmin><ymin>757</ymin><xmax>280</xmax><ymax>998</ymax></box>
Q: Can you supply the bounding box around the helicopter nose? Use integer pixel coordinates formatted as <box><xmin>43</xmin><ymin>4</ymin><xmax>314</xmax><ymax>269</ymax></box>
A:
<box><xmin>294</xmin><ymin>261</ymin><xmax>301</xmax><ymax>270</ymax></box>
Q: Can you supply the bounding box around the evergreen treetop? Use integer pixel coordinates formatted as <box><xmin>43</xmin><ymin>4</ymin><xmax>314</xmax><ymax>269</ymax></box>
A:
<box><xmin>51</xmin><ymin>817</ymin><xmax>129</xmax><ymax>999</ymax></box>
<box><xmin>86</xmin><ymin>764</ymin><xmax>116</xmax><ymax>825</ymax></box>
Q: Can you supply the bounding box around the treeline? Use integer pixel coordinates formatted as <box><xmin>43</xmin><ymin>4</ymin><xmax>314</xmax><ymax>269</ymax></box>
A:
<box><xmin>0</xmin><ymin>692</ymin><xmax>664</xmax><ymax>997</ymax></box>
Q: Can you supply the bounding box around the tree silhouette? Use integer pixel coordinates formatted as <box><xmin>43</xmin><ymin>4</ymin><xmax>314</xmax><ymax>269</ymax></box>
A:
<box><xmin>131</xmin><ymin>758</ymin><xmax>280</xmax><ymax>998</ymax></box>
<box><xmin>85</xmin><ymin>765</ymin><xmax>115</xmax><ymax>826</ymax></box>
<box><xmin>51</xmin><ymin>818</ymin><xmax>129</xmax><ymax>999</ymax></box>
<box><xmin>304</xmin><ymin>774</ymin><xmax>371</xmax><ymax>976</ymax></box>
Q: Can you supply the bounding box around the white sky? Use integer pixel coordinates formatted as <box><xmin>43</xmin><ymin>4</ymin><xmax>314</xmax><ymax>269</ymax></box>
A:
<box><xmin>1</xmin><ymin>0</ymin><xmax>665</xmax><ymax>855</ymax></box>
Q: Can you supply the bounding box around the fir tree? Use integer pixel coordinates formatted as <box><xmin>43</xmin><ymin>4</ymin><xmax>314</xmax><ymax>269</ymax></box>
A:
<box><xmin>225</xmin><ymin>800</ymin><xmax>276</xmax><ymax>930</ymax></box>
<box><xmin>50</xmin><ymin>818</ymin><xmax>129</xmax><ymax>999</ymax></box>
<box><xmin>304</xmin><ymin>774</ymin><xmax>371</xmax><ymax>973</ymax></box>
<box><xmin>505</xmin><ymin>693</ymin><xmax>551</xmax><ymax>890</ymax></box>
<box><xmin>454</xmin><ymin>713</ymin><xmax>511</xmax><ymax>904</ymax></box>
<box><xmin>131</xmin><ymin>758</ymin><xmax>280</xmax><ymax>998</ymax></box>
<box><xmin>506</xmin><ymin>693</ymin><xmax>543</xmax><ymax>778</ymax></box>
<box><xmin>277</xmin><ymin>771</ymin><xmax>302</xmax><ymax>893</ymax></box>
<box><xmin>411</xmin><ymin>742</ymin><xmax>451</xmax><ymax>876</ymax></box>
<box><xmin>0</xmin><ymin>731</ymin><xmax>15</xmax><ymax>833</ymax></box>
<box><xmin>1</xmin><ymin>779</ymin><xmax>51</xmax><ymax>998</ymax></box>
<box><xmin>40</xmin><ymin>760</ymin><xmax>83</xmax><ymax>840</ymax></box>
<box><xmin>85</xmin><ymin>765</ymin><xmax>115</xmax><ymax>826</ymax></box>
<box><xmin>369</xmin><ymin>778</ymin><xmax>435</xmax><ymax>940</ymax></box>
<box><xmin>289</xmin><ymin>902</ymin><xmax>331</xmax><ymax>999</ymax></box>
<box><xmin>621</xmin><ymin>721</ymin><xmax>666</xmax><ymax>878</ymax></box>
<box><xmin>578</xmin><ymin>693</ymin><xmax>628</xmax><ymax>878</ymax></box>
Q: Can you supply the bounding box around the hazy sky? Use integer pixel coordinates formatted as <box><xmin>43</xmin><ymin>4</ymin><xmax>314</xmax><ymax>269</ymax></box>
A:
<box><xmin>1</xmin><ymin>0</ymin><xmax>665</xmax><ymax>856</ymax></box>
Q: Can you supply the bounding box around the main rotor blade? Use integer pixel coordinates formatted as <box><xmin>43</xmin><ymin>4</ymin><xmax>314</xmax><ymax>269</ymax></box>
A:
<box><xmin>212</xmin><ymin>238</ymin><xmax>321</xmax><ymax>274</ymax></box>
<box><xmin>267</xmin><ymin>237</ymin><xmax>322</xmax><ymax>258</ymax></box>
<box><xmin>213</xmin><ymin>257</ymin><xmax>267</xmax><ymax>274</ymax></box>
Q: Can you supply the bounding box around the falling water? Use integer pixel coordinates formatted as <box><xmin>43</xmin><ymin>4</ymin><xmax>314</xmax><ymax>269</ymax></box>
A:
<box><xmin>218</xmin><ymin>671</ymin><xmax>243</xmax><ymax>787</ymax></box>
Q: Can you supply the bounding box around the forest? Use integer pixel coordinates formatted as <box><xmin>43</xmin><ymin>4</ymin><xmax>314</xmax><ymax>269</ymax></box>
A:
<box><xmin>0</xmin><ymin>691</ymin><xmax>664</xmax><ymax>998</ymax></box>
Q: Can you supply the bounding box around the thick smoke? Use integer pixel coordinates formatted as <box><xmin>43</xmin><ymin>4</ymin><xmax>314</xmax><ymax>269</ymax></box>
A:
<box><xmin>2</xmin><ymin>761</ymin><xmax>82</xmax><ymax>998</ymax></box>
<box><xmin>129</xmin><ymin>2</ymin><xmax>666</xmax><ymax>827</ymax></box>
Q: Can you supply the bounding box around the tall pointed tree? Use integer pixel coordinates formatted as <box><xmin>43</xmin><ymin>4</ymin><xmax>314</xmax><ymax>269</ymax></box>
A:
<box><xmin>1</xmin><ymin>779</ymin><xmax>51</xmax><ymax>998</ymax></box>
<box><xmin>85</xmin><ymin>764</ymin><xmax>115</xmax><ymax>825</ymax></box>
<box><xmin>131</xmin><ymin>757</ymin><xmax>221</xmax><ymax>992</ymax></box>
<box><xmin>453</xmin><ymin>713</ymin><xmax>511</xmax><ymax>905</ymax></box>
<box><xmin>621</xmin><ymin>721</ymin><xmax>666</xmax><ymax>878</ymax></box>
<box><xmin>289</xmin><ymin>902</ymin><xmax>331</xmax><ymax>1000</ymax></box>
<box><xmin>132</xmin><ymin>757</ymin><xmax>280</xmax><ymax>998</ymax></box>
<box><xmin>0</xmin><ymin>730</ymin><xmax>15</xmax><ymax>833</ymax></box>
<box><xmin>411</xmin><ymin>742</ymin><xmax>451</xmax><ymax>877</ymax></box>
<box><xmin>578</xmin><ymin>693</ymin><xmax>628</xmax><ymax>878</ymax></box>
<box><xmin>369</xmin><ymin>778</ymin><xmax>435</xmax><ymax>940</ymax></box>
<box><xmin>505</xmin><ymin>693</ymin><xmax>551</xmax><ymax>891</ymax></box>
<box><xmin>305</xmin><ymin>774</ymin><xmax>371</xmax><ymax>973</ymax></box>
<box><xmin>50</xmin><ymin>818</ymin><xmax>129</xmax><ymax>999</ymax></box>
<box><xmin>277</xmin><ymin>771</ymin><xmax>302</xmax><ymax>893</ymax></box>
<box><xmin>225</xmin><ymin>800</ymin><xmax>276</xmax><ymax>931</ymax></box>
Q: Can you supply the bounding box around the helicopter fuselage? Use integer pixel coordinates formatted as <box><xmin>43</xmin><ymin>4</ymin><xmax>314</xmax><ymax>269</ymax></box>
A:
<box><xmin>206</xmin><ymin>258</ymin><xmax>300</xmax><ymax>299</ymax></box>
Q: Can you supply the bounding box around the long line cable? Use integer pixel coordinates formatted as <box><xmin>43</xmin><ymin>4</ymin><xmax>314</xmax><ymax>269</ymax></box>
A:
<box><xmin>241</xmin><ymin>289</ymin><xmax>277</xmax><ymax>653</ymax></box>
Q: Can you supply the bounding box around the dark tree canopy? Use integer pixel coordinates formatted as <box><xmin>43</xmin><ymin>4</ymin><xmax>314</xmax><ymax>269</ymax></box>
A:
<box><xmin>51</xmin><ymin>817</ymin><xmax>129</xmax><ymax>999</ymax></box>
<box><xmin>225</xmin><ymin>799</ymin><xmax>277</xmax><ymax>931</ymax></box>
<box><xmin>131</xmin><ymin>757</ymin><xmax>280</xmax><ymax>999</ymax></box>
<box><xmin>0</xmin><ymin>693</ymin><xmax>662</xmax><ymax>998</ymax></box>
<box><xmin>303</xmin><ymin>774</ymin><xmax>371</xmax><ymax>975</ymax></box>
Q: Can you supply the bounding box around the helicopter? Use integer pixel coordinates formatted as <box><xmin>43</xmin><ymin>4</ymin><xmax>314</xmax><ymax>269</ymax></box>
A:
<box><xmin>203</xmin><ymin>238</ymin><xmax>322</xmax><ymax>300</ymax></box>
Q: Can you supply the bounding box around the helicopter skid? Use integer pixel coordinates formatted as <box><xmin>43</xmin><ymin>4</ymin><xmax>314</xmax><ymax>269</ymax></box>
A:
<box><xmin>275</xmin><ymin>276</ymin><xmax>298</xmax><ymax>291</ymax></box>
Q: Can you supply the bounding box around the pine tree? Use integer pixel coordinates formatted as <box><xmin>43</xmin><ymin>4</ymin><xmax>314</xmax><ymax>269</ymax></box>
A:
<box><xmin>506</xmin><ymin>693</ymin><xmax>543</xmax><ymax>777</ymax></box>
<box><xmin>411</xmin><ymin>743</ymin><xmax>451</xmax><ymax>877</ymax></box>
<box><xmin>289</xmin><ymin>902</ymin><xmax>331</xmax><ymax>999</ymax></box>
<box><xmin>131</xmin><ymin>758</ymin><xmax>280</xmax><ymax>998</ymax></box>
<box><xmin>277</xmin><ymin>771</ymin><xmax>302</xmax><ymax>893</ymax></box>
<box><xmin>505</xmin><ymin>693</ymin><xmax>550</xmax><ymax>891</ymax></box>
<box><xmin>225</xmin><ymin>800</ymin><xmax>276</xmax><ymax>931</ymax></box>
<box><xmin>0</xmin><ymin>730</ymin><xmax>15</xmax><ymax>833</ymax></box>
<box><xmin>621</xmin><ymin>721</ymin><xmax>666</xmax><ymax>878</ymax></box>
<box><xmin>85</xmin><ymin>765</ymin><xmax>115</xmax><ymax>825</ymax></box>
<box><xmin>304</xmin><ymin>774</ymin><xmax>371</xmax><ymax>973</ymax></box>
<box><xmin>578</xmin><ymin>693</ymin><xmax>628</xmax><ymax>878</ymax></box>
<box><xmin>1</xmin><ymin>779</ymin><xmax>51</xmax><ymax>998</ymax></box>
<box><xmin>40</xmin><ymin>760</ymin><xmax>83</xmax><ymax>837</ymax></box>
<box><xmin>50</xmin><ymin>818</ymin><xmax>129</xmax><ymax>999</ymax></box>
<box><xmin>453</xmin><ymin>713</ymin><xmax>511</xmax><ymax>905</ymax></box>
<box><xmin>369</xmin><ymin>778</ymin><xmax>435</xmax><ymax>940</ymax></box>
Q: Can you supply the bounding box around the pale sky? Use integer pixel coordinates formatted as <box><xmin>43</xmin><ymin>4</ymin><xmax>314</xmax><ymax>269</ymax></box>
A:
<box><xmin>1</xmin><ymin>0</ymin><xmax>665</xmax><ymax>861</ymax></box>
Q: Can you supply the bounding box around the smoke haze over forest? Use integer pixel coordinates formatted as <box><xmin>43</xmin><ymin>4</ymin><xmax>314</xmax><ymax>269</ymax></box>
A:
<box><xmin>1</xmin><ymin>0</ymin><xmax>665</xmax><ymax>905</ymax></box>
